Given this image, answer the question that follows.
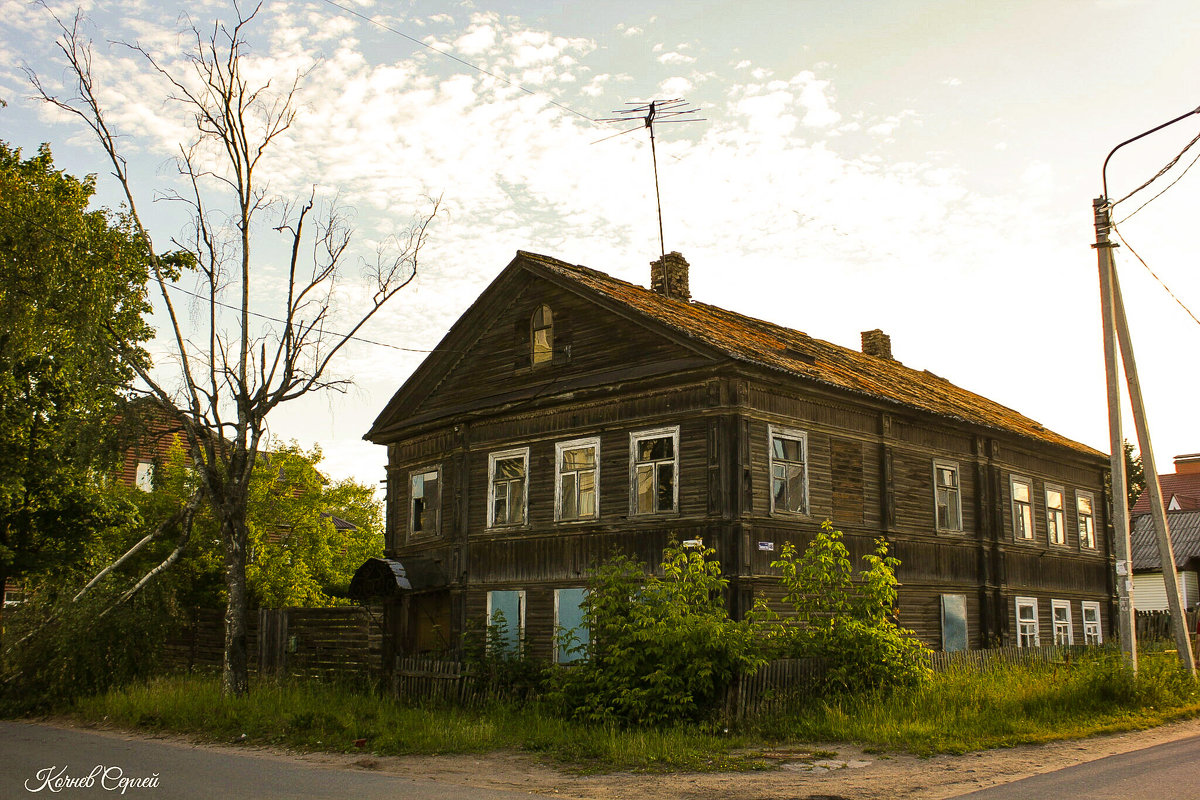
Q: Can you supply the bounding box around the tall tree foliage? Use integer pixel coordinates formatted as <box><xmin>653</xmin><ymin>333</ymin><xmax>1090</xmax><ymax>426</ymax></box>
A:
<box><xmin>0</xmin><ymin>141</ymin><xmax>152</xmax><ymax>598</ymax></box>
<box><xmin>1124</xmin><ymin>440</ymin><xmax>1145</xmax><ymax>512</ymax></box>
<box><xmin>32</xmin><ymin>9</ymin><xmax>438</xmax><ymax>695</ymax></box>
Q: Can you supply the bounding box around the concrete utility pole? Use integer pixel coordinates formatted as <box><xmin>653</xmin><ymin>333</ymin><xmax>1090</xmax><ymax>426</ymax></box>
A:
<box><xmin>1096</xmin><ymin>106</ymin><xmax>1200</xmax><ymax>675</ymax></box>
<box><xmin>1092</xmin><ymin>198</ymin><xmax>1137</xmax><ymax>671</ymax></box>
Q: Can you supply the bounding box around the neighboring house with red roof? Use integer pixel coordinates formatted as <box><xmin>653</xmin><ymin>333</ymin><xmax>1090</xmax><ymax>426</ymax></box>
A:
<box><xmin>358</xmin><ymin>251</ymin><xmax>1113</xmax><ymax>661</ymax></box>
<box><xmin>1130</xmin><ymin>453</ymin><xmax>1200</xmax><ymax>516</ymax></box>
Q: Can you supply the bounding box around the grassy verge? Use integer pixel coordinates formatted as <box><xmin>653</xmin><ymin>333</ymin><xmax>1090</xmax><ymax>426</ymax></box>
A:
<box><xmin>67</xmin><ymin>650</ymin><xmax>1200</xmax><ymax>771</ymax></box>
<box><xmin>750</xmin><ymin>650</ymin><xmax>1200</xmax><ymax>755</ymax></box>
<box><xmin>71</xmin><ymin>677</ymin><xmax>770</xmax><ymax>773</ymax></box>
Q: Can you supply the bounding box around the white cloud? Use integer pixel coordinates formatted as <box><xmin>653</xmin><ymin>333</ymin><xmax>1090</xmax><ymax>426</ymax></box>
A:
<box><xmin>659</xmin><ymin>76</ymin><xmax>693</xmax><ymax>96</ymax></box>
<box><xmin>657</xmin><ymin>51</ymin><xmax>695</xmax><ymax>66</ymax></box>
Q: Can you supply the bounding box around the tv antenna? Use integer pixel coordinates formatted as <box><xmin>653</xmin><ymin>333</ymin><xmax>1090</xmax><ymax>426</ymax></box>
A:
<box><xmin>596</xmin><ymin>98</ymin><xmax>704</xmax><ymax>257</ymax></box>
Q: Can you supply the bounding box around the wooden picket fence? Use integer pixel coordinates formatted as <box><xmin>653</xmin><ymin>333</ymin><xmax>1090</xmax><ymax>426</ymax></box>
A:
<box><xmin>164</xmin><ymin>605</ymin><xmax>384</xmax><ymax>680</ymax></box>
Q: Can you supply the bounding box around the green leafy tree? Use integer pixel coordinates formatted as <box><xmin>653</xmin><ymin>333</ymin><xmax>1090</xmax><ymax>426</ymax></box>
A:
<box><xmin>1124</xmin><ymin>440</ymin><xmax>1145</xmax><ymax>512</ymax></box>
<box><xmin>0</xmin><ymin>141</ymin><xmax>153</xmax><ymax>599</ymax></box>
<box><xmin>771</xmin><ymin>521</ymin><xmax>929</xmax><ymax>694</ymax></box>
<box><xmin>243</xmin><ymin>443</ymin><xmax>383</xmax><ymax>608</ymax></box>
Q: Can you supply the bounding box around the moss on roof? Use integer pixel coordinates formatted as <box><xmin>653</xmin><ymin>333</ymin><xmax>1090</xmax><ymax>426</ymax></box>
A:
<box><xmin>521</xmin><ymin>250</ymin><xmax>1102</xmax><ymax>459</ymax></box>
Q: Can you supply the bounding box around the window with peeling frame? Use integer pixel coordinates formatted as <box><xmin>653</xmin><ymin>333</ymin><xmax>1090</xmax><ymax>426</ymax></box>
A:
<box><xmin>1011</xmin><ymin>476</ymin><xmax>1034</xmax><ymax>540</ymax></box>
<box><xmin>1052</xmin><ymin>599</ymin><xmax>1073</xmax><ymax>645</ymax></box>
<box><xmin>409</xmin><ymin>467</ymin><xmax>440</xmax><ymax>536</ymax></box>
<box><xmin>556</xmin><ymin>438</ymin><xmax>599</xmax><ymax>521</ymax></box>
<box><xmin>1077</xmin><ymin>492</ymin><xmax>1096</xmax><ymax>549</ymax></box>
<box><xmin>1046</xmin><ymin>486</ymin><xmax>1066</xmax><ymax>545</ymax></box>
<box><xmin>934</xmin><ymin>461</ymin><xmax>962</xmax><ymax>531</ymax></box>
<box><xmin>769</xmin><ymin>427</ymin><xmax>808</xmax><ymax>515</ymax></box>
<box><xmin>630</xmin><ymin>427</ymin><xmax>678</xmax><ymax>515</ymax></box>
<box><xmin>489</xmin><ymin>449</ymin><xmax>529</xmax><ymax>527</ymax></box>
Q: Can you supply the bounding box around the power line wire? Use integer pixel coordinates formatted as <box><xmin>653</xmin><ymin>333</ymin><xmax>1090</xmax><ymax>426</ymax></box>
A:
<box><xmin>1111</xmin><ymin>125</ymin><xmax>1200</xmax><ymax>208</ymax></box>
<box><xmin>1111</xmin><ymin>221</ymin><xmax>1200</xmax><ymax>329</ymax></box>
<box><xmin>1115</xmin><ymin>142</ymin><xmax>1200</xmax><ymax>225</ymax></box>
<box><xmin>316</xmin><ymin>0</ymin><xmax>599</xmax><ymax>125</ymax></box>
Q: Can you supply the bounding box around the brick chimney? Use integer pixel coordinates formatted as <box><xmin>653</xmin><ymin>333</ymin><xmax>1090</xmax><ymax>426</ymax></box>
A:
<box><xmin>861</xmin><ymin>329</ymin><xmax>893</xmax><ymax>360</ymax></box>
<box><xmin>1175</xmin><ymin>453</ymin><xmax>1200</xmax><ymax>474</ymax></box>
<box><xmin>650</xmin><ymin>251</ymin><xmax>690</xmax><ymax>301</ymax></box>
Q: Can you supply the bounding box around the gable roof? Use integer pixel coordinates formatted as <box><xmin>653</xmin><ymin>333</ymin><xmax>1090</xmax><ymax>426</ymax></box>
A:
<box><xmin>1131</xmin><ymin>472</ymin><xmax>1200</xmax><ymax>515</ymax></box>
<box><xmin>1131</xmin><ymin>510</ymin><xmax>1200</xmax><ymax>571</ymax></box>
<box><xmin>518</xmin><ymin>251</ymin><xmax>1102</xmax><ymax>458</ymax></box>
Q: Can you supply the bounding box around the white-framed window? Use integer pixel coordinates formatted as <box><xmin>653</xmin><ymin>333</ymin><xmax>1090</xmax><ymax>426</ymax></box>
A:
<box><xmin>135</xmin><ymin>461</ymin><xmax>155</xmax><ymax>492</ymax></box>
<box><xmin>768</xmin><ymin>426</ymin><xmax>809</xmax><ymax>516</ymax></box>
<box><xmin>1077</xmin><ymin>491</ymin><xmax>1096</xmax><ymax>550</ymax></box>
<box><xmin>1016</xmin><ymin>597</ymin><xmax>1039</xmax><ymax>647</ymax></box>
<box><xmin>409</xmin><ymin>466</ymin><xmax>441</xmax><ymax>537</ymax></box>
<box><xmin>531</xmin><ymin>304</ymin><xmax>553</xmax><ymax>365</ymax></box>
<box><xmin>1051</xmin><ymin>599</ymin><xmax>1073</xmax><ymax>645</ymax></box>
<box><xmin>486</xmin><ymin>590</ymin><xmax>526</xmax><ymax>654</ymax></box>
<box><xmin>1011</xmin><ymin>475</ymin><xmax>1034</xmax><ymax>541</ymax></box>
<box><xmin>630</xmin><ymin>426</ymin><xmax>679</xmax><ymax>515</ymax></box>
<box><xmin>1046</xmin><ymin>485</ymin><xmax>1067</xmax><ymax>546</ymax></box>
<box><xmin>488</xmin><ymin>448</ymin><xmax>529</xmax><ymax>528</ymax></box>
<box><xmin>1082</xmin><ymin>601</ymin><xmax>1103</xmax><ymax>645</ymax></box>
<box><xmin>933</xmin><ymin>460</ymin><xmax>962</xmax><ymax>532</ymax></box>
<box><xmin>555</xmin><ymin>437</ymin><xmax>600</xmax><ymax>521</ymax></box>
<box><xmin>554</xmin><ymin>587</ymin><xmax>589</xmax><ymax>664</ymax></box>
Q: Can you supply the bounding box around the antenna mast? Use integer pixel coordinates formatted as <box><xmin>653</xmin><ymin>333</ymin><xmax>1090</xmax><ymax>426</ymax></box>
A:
<box><xmin>598</xmin><ymin>98</ymin><xmax>704</xmax><ymax>258</ymax></box>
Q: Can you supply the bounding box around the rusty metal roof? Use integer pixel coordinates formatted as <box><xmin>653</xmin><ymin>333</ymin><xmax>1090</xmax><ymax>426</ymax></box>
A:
<box><xmin>521</xmin><ymin>251</ymin><xmax>1103</xmax><ymax>458</ymax></box>
<box><xmin>1131</xmin><ymin>511</ymin><xmax>1200</xmax><ymax>570</ymax></box>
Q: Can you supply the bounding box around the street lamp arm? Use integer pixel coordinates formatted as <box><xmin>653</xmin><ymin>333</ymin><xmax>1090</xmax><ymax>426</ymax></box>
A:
<box><xmin>1102</xmin><ymin>105</ymin><xmax>1200</xmax><ymax>201</ymax></box>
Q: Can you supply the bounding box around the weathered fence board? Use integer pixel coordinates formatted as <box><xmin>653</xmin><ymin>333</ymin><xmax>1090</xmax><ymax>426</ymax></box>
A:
<box><xmin>164</xmin><ymin>606</ymin><xmax>384</xmax><ymax>680</ymax></box>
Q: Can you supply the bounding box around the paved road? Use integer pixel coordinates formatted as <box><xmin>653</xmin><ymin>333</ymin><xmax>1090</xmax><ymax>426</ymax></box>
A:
<box><xmin>0</xmin><ymin>722</ymin><xmax>553</xmax><ymax>800</ymax></box>
<box><xmin>951</xmin><ymin>733</ymin><xmax>1200</xmax><ymax>799</ymax></box>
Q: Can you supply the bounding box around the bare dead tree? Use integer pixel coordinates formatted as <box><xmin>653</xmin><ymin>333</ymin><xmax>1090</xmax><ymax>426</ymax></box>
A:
<box><xmin>30</xmin><ymin>6</ymin><xmax>439</xmax><ymax>695</ymax></box>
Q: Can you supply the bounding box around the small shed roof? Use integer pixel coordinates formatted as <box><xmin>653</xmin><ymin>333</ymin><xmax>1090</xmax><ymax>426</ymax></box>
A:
<box><xmin>349</xmin><ymin>557</ymin><xmax>447</xmax><ymax>600</ymax></box>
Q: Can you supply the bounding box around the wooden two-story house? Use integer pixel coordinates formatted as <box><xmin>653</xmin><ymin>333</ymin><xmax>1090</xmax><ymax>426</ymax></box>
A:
<box><xmin>358</xmin><ymin>250</ymin><xmax>1114</xmax><ymax>661</ymax></box>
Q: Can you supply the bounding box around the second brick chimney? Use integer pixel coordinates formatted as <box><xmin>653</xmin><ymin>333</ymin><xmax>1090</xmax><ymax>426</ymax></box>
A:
<box><xmin>861</xmin><ymin>329</ymin><xmax>893</xmax><ymax>360</ymax></box>
<box><xmin>650</xmin><ymin>251</ymin><xmax>690</xmax><ymax>301</ymax></box>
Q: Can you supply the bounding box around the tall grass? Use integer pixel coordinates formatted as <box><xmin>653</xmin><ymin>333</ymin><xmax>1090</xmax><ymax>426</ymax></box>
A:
<box><xmin>68</xmin><ymin>650</ymin><xmax>1200</xmax><ymax>770</ymax></box>
<box><xmin>752</xmin><ymin>650</ymin><xmax>1200</xmax><ymax>755</ymax></box>
<box><xmin>72</xmin><ymin>677</ymin><xmax>766</xmax><ymax>773</ymax></box>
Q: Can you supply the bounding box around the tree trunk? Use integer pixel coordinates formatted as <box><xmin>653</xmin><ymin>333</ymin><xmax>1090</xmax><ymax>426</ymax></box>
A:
<box><xmin>220</xmin><ymin>510</ymin><xmax>250</xmax><ymax>696</ymax></box>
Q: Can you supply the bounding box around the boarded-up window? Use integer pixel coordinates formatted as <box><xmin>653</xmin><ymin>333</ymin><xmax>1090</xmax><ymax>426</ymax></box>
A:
<box><xmin>831</xmin><ymin>438</ymin><xmax>864</xmax><ymax>524</ymax></box>
<box><xmin>940</xmin><ymin>594</ymin><xmax>968</xmax><ymax>652</ymax></box>
<box><xmin>554</xmin><ymin>587</ymin><xmax>589</xmax><ymax>663</ymax></box>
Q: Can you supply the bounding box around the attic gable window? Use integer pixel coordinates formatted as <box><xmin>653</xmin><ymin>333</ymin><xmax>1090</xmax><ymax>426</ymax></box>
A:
<box><xmin>630</xmin><ymin>426</ymin><xmax>679</xmax><ymax>515</ymax></box>
<box><xmin>409</xmin><ymin>467</ymin><xmax>440</xmax><ymax>537</ymax></box>
<box><xmin>531</xmin><ymin>304</ymin><xmax>553</xmax><ymax>365</ymax></box>
<box><xmin>488</xmin><ymin>448</ymin><xmax>529</xmax><ymax>528</ymax></box>
<box><xmin>934</xmin><ymin>460</ymin><xmax>962</xmax><ymax>532</ymax></box>
<box><xmin>769</xmin><ymin>426</ymin><xmax>809</xmax><ymax>516</ymax></box>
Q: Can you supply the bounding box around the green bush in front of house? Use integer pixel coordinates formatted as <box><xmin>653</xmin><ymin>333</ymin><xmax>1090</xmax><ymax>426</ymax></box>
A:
<box><xmin>547</xmin><ymin>542</ymin><xmax>767</xmax><ymax>727</ymax></box>
<box><xmin>767</xmin><ymin>520</ymin><xmax>931</xmax><ymax>694</ymax></box>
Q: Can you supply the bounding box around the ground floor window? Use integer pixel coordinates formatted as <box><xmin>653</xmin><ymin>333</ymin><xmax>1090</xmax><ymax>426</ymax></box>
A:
<box><xmin>486</xmin><ymin>590</ymin><xmax>525</xmax><ymax>655</ymax></box>
<box><xmin>1082</xmin><ymin>601</ymin><xmax>1102</xmax><ymax>645</ymax></box>
<box><xmin>1016</xmin><ymin>597</ymin><xmax>1039</xmax><ymax>647</ymax></box>
<box><xmin>554</xmin><ymin>587</ymin><xmax>589</xmax><ymax>663</ymax></box>
<box><xmin>1051</xmin><ymin>599</ymin><xmax>1073</xmax><ymax>645</ymax></box>
<box><xmin>940</xmin><ymin>594</ymin><xmax>968</xmax><ymax>652</ymax></box>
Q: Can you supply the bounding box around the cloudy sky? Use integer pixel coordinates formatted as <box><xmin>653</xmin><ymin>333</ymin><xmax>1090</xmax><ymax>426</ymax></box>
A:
<box><xmin>3</xmin><ymin>0</ymin><xmax>1199</xmax><ymax>489</ymax></box>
